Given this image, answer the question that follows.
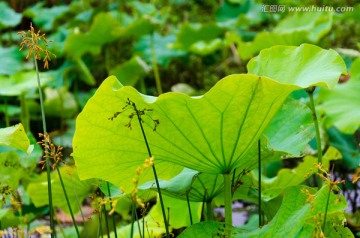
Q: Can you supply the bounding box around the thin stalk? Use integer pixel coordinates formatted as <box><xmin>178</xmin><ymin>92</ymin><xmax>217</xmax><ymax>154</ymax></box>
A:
<box><xmin>4</xmin><ymin>98</ymin><xmax>9</xmax><ymax>127</ymax></box>
<box><xmin>56</xmin><ymin>168</ymin><xmax>80</xmax><ymax>237</ymax></box>
<box><xmin>322</xmin><ymin>184</ymin><xmax>331</xmax><ymax>232</ymax></box>
<box><xmin>258</xmin><ymin>139</ymin><xmax>263</xmax><ymax>227</ymax></box>
<box><xmin>206</xmin><ymin>201</ymin><xmax>214</xmax><ymax>221</ymax></box>
<box><xmin>134</xmin><ymin>207</ymin><xmax>143</xmax><ymax>238</ymax></box>
<box><xmin>307</xmin><ymin>89</ymin><xmax>323</xmax><ymax>189</ymax></box>
<box><xmin>98</xmin><ymin>209</ymin><xmax>103</xmax><ymax>238</ymax></box>
<box><xmin>20</xmin><ymin>93</ymin><xmax>29</xmax><ymax>132</ymax></box>
<box><xmin>103</xmin><ymin>205</ymin><xmax>110</xmax><ymax>237</ymax></box>
<box><xmin>106</xmin><ymin>182</ymin><xmax>118</xmax><ymax>238</ymax></box>
<box><xmin>71</xmin><ymin>177</ymin><xmax>89</xmax><ymax>238</ymax></box>
<box><xmin>134</xmin><ymin>107</ymin><xmax>170</xmax><ymax>238</ymax></box>
<box><xmin>142</xmin><ymin>211</ymin><xmax>145</xmax><ymax>238</ymax></box>
<box><xmin>231</xmin><ymin>169</ymin><xmax>236</xmax><ymax>196</ymax></box>
<box><xmin>186</xmin><ymin>192</ymin><xmax>193</xmax><ymax>225</ymax></box>
<box><xmin>54</xmin><ymin>210</ymin><xmax>65</xmax><ymax>237</ymax></box>
<box><xmin>201</xmin><ymin>190</ymin><xmax>206</xmax><ymax>221</ymax></box>
<box><xmin>223</xmin><ymin>173</ymin><xmax>232</xmax><ymax>237</ymax></box>
<box><xmin>34</xmin><ymin>54</ymin><xmax>55</xmax><ymax>237</ymax></box>
<box><xmin>130</xmin><ymin>201</ymin><xmax>136</xmax><ymax>238</ymax></box>
<box><xmin>75</xmin><ymin>58</ymin><xmax>96</xmax><ymax>86</ymax></box>
<box><xmin>150</xmin><ymin>33</ymin><xmax>163</xmax><ymax>95</ymax></box>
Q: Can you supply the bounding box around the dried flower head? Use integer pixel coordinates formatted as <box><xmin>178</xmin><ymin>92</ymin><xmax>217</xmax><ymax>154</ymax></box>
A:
<box><xmin>18</xmin><ymin>23</ymin><xmax>56</xmax><ymax>69</ymax></box>
<box><xmin>37</xmin><ymin>133</ymin><xmax>64</xmax><ymax>170</ymax></box>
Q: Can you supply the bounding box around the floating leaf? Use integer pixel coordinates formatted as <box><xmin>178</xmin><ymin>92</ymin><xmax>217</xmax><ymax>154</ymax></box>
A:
<box><xmin>73</xmin><ymin>75</ymin><xmax>297</xmax><ymax>193</ymax></box>
<box><xmin>0</xmin><ymin>124</ymin><xmax>32</xmax><ymax>154</ymax></box>
<box><xmin>247</xmin><ymin>44</ymin><xmax>347</xmax><ymax>89</ymax></box>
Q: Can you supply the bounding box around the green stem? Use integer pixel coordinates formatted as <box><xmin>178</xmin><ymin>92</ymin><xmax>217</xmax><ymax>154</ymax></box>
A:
<box><xmin>56</xmin><ymin>167</ymin><xmax>80</xmax><ymax>237</ymax></box>
<box><xmin>72</xmin><ymin>176</ymin><xmax>89</xmax><ymax>238</ymax></box>
<box><xmin>20</xmin><ymin>93</ymin><xmax>30</xmax><ymax>132</ymax></box>
<box><xmin>186</xmin><ymin>191</ymin><xmax>193</xmax><ymax>225</ymax></box>
<box><xmin>75</xmin><ymin>57</ymin><xmax>96</xmax><ymax>86</ymax></box>
<box><xmin>134</xmin><ymin>106</ymin><xmax>170</xmax><ymax>238</ymax></box>
<box><xmin>4</xmin><ymin>98</ymin><xmax>9</xmax><ymax>127</ymax></box>
<box><xmin>307</xmin><ymin>89</ymin><xmax>323</xmax><ymax>189</ymax></box>
<box><xmin>34</xmin><ymin>54</ymin><xmax>55</xmax><ymax>238</ymax></box>
<box><xmin>322</xmin><ymin>184</ymin><xmax>331</xmax><ymax>232</ymax></box>
<box><xmin>150</xmin><ymin>33</ymin><xmax>163</xmax><ymax>95</ymax></box>
<box><xmin>103</xmin><ymin>204</ymin><xmax>110</xmax><ymax>237</ymax></box>
<box><xmin>206</xmin><ymin>201</ymin><xmax>214</xmax><ymax>221</ymax></box>
<box><xmin>258</xmin><ymin>139</ymin><xmax>263</xmax><ymax>227</ymax></box>
<box><xmin>134</xmin><ymin>207</ymin><xmax>143</xmax><ymax>238</ymax></box>
<box><xmin>201</xmin><ymin>190</ymin><xmax>206</xmax><ymax>221</ymax></box>
<box><xmin>130</xmin><ymin>201</ymin><xmax>136</xmax><ymax>238</ymax></box>
<box><xmin>223</xmin><ymin>173</ymin><xmax>232</xmax><ymax>237</ymax></box>
<box><xmin>106</xmin><ymin>182</ymin><xmax>118</xmax><ymax>238</ymax></box>
<box><xmin>98</xmin><ymin>208</ymin><xmax>103</xmax><ymax>238</ymax></box>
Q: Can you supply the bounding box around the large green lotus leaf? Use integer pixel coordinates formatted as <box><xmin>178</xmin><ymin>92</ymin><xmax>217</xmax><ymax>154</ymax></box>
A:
<box><xmin>109</xmin><ymin>56</ymin><xmax>150</xmax><ymax>86</ymax></box>
<box><xmin>0</xmin><ymin>71</ymin><xmax>53</xmax><ymax>96</ymax></box>
<box><xmin>234</xmin><ymin>185</ymin><xmax>351</xmax><ymax>237</ymax></box>
<box><xmin>173</xmin><ymin>23</ymin><xmax>225</xmax><ymax>55</ymax></box>
<box><xmin>259</xmin><ymin>146</ymin><xmax>341</xmax><ymax>201</ymax></box>
<box><xmin>114</xmin><ymin>195</ymin><xmax>202</xmax><ymax>238</ymax></box>
<box><xmin>64</xmin><ymin>12</ymin><xmax>122</xmax><ymax>59</ymax></box>
<box><xmin>247</xmin><ymin>44</ymin><xmax>347</xmax><ymax>89</ymax></box>
<box><xmin>43</xmin><ymin>86</ymin><xmax>78</xmax><ymax>118</ymax></box>
<box><xmin>0</xmin><ymin>2</ymin><xmax>21</xmax><ymax>29</ymax></box>
<box><xmin>0</xmin><ymin>124</ymin><xmax>32</xmax><ymax>154</ymax></box>
<box><xmin>274</xmin><ymin>12</ymin><xmax>332</xmax><ymax>42</ymax></box>
<box><xmin>317</xmin><ymin>58</ymin><xmax>360</xmax><ymax>134</ymax></box>
<box><xmin>0</xmin><ymin>46</ymin><xmax>25</xmax><ymax>75</ymax></box>
<box><xmin>264</xmin><ymin>97</ymin><xmax>314</xmax><ymax>156</ymax></box>
<box><xmin>27</xmin><ymin>166</ymin><xmax>97</xmax><ymax>214</ymax></box>
<box><xmin>135</xmin><ymin>33</ymin><xmax>186</xmax><ymax>67</ymax></box>
<box><xmin>73</xmin><ymin>75</ymin><xmax>297</xmax><ymax>192</ymax></box>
